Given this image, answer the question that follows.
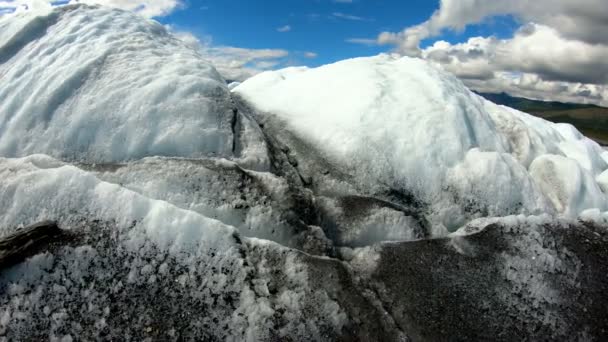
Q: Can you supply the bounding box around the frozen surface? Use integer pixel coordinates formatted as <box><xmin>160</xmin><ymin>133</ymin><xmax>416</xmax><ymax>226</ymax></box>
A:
<box><xmin>1</xmin><ymin>6</ymin><xmax>608</xmax><ymax>340</ymax></box>
<box><xmin>530</xmin><ymin>155</ymin><xmax>607</xmax><ymax>217</ymax></box>
<box><xmin>0</xmin><ymin>155</ymin><xmax>354</xmax><ymax>341</ymax></box>
<box><xmin>87</xmin><ymin>157</ymin><xmax>300</xmax><ymax>247</ymax></box>
<box><xmin>374</xmin><ymin>214</ymin><xmax>608</xmax><ymax>341</ymax></box>
<box><xmin>235</xmin><ymin>55</ymin><xmax>608</xmax><ymax>230</ymax></box>
<box><xmin>0</xmin><ymin>155</ymin><xmax>238</xmax><ymax>248</ymax></box>
<box><xmin>0</xmin><ymin>5</ymin><xmax>234</xmax><ymax>162</ymax></box>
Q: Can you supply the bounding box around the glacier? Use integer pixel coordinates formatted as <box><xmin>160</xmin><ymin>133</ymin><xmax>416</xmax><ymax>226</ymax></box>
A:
<box><xmin>0</xmin><ymin>4</ymin><xmax>608</xmax><ymax>341</ymax></box>
<box><xmin>234</xmin><ymin>56</ymin><xmax>608</xmax><ymax>231</ymax></box>
<box><xmin>0</xmin><ymin>5</ymin><xmax>236</xmax><ymax>162</ymax></box>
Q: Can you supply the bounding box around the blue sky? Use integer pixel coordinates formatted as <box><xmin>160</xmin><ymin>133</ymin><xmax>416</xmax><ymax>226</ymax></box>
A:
<box><xmin>157</xmin><ymin>0</ymin><xmax>517</xmax><ymax>67</ymax></box>
<box><xmin>2</xmin><ymin>0</ymin><xmax>606</xmax><ymax>105</ymax></box>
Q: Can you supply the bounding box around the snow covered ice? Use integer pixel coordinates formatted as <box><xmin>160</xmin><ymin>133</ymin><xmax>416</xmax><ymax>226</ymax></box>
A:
<box><xmin>0</xmin><ymin>5</ymin><xmax>235</xmax><ymax>162</ymax></box>
<box><xmin>1</xmin><ymin>4</ymin><xmax>608</xmax><ymax>341</ymax></box>
<box><xmin>235</xmin><ymin>55</ymin><xmax>608</xmax><ymax>230</ymax></box>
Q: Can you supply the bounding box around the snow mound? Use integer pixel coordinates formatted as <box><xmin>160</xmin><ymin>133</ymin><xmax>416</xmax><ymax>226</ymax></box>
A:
<box><xmin>234</xmin><ymin>55</ymin><xmax>608</xmax><ymax>230</ymax></box>
<box><xmin>0</xmin><ymin>5</ymin><xmax>234</xmax><ymax>162</ymax></box>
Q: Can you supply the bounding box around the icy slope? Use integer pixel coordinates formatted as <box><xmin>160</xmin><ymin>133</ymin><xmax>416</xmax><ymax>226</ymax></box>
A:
<box><xmin>0</xmin><ymin>155</ymin><xmax>237</xmax><ymax>249</ymax></box>
<box><xmin>234</xmin><ymin>55</ymin><xmax>608</xmax><ymax>229</ymax></box>
<box><xmin>0</xmin><ymin>155</ymin><xmax>358</xmax><ymax>341</ymax></box>
<box><xmin>2</xmin><ymin>154</ymin><xmax>607</xmax><ymax>341</ymax></box>
<box><xmin>1</xmin><ymin>5</ymin><xmax>608</xmax><ymax>340</ymax></box>
<box><xmin>0</xmin><ymin>5</ymin><xmax>235</xmax><ymax>162</ymax></box>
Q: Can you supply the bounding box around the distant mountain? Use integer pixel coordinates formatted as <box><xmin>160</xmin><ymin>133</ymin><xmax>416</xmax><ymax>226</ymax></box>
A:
<box><xmin>477</xmin><ymin>92</ymin><xmax>608</xmax><ymax>144</ymax></box>
<box><xmin>476</xmin><ymin>92</ymin><xmax>601</xmax><ymax>112</ymax></box>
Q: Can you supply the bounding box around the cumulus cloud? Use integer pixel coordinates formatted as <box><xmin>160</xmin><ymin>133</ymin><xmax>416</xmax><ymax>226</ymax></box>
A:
<box><xmin>277</xmin><ymin>25</ymin><xmax>291</xmax><ymax>33</ymax></box>
<box><xmin>351</xmin><ymin>0</ymin><xmax>608</xmax><ymax>105</ymax></box>
<box><xmin>345</xmin><ymin>37</ymin><xmax>377</xmax><ymax>46</ymax></box>
<box><xmin>423</xmin><ymin>25</ymin><xmax>608</xmax><ymax>85</ymax></box>
<box><xmin>381</xmin><ymin>0</ymin><xmax>608</xmax><ymax>55</ymax></box>
<box><xmin>465</xmin><ymin>73</ymin><xmax>608</xmax><ymax>107</ymax></box>
<box><xmin>172</xmin><ymin>30</ymin><xmax>289</xmax><ymax>82</ymax></box>
<box><xmin>420</xmin><ymin>28</ymin><xmax>608</xmax><ymax>106</ymax></box>
<box><xmin>332</xmin><ymin>12</ymin><xmax>371</xmax><ymax>21</ymax></box>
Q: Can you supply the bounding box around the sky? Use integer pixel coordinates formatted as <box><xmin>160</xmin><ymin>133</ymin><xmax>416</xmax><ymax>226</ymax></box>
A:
<box><xmin>2</xmin><ymin>0</ymin><xmax>608</xmax><ymax>106</ymax></box>
<box><xmin>158</xmin><ymin>0</ymin><xmax>446</xmax><ymax>66</ymax></box>
<box><xmin>159</xmin><ymin>0</ymin><xmax>520</xmax><ymax>66</ymax></box>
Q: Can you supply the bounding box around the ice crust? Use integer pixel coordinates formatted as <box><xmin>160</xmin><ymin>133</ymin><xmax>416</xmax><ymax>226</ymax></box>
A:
<box><xmin>235</xmin><ymin>55</ymin><xmax>608</xmax><ymax>229</ymax></box>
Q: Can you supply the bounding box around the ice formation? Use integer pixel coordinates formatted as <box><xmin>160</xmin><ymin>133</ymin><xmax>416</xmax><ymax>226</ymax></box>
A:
<box><xmin>1</xmin><ymin>4</ymin><xmax>608</xmax><ymax>341</ymax></box>
<box><xmin>234</xmin><ymin>56</ymin><xmax>608</xmax><ymax>229</ymax></box>
<box><xmin>0</xmin><ymin>5</ymin><xmax>234</xmax><ymax>162</ymax></box>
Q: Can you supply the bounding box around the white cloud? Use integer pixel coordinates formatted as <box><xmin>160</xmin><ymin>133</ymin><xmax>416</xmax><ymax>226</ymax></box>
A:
<box><xmin>380</xmin><ymin>0</ymin><xmax>608</xmax><ymax>55</ymax></box>
<box><xmin>277</xmin><ymin>25</ymin><xmax>291</xmax><ymax>33</ymax></box>
<box><xmin>465</xmin><ymin>73</ymin><xmax>608</xmax><ymax>107</ymax></box>
<box><xmin>304</xmin><ymin>52</ymin><xmax>317</xmax><ymax>58</ymax></box>
<box><xmin>345</xmin><ymin>38</ymin><xmax>377</xmax><ymax>46</ymax></box>
<box><xmin>332</xmin><ymin>12</ymin><xmax>370</xmax><ymax>21</ymax></box>
<box><xmin>172</xmin><ymin>30</ymin><xmax>289</xmax><ymax>82</ymax></box>
<box><xmin>424</xmin><ymin>25</ymin><xmax>608</xmax><ymax>84</ymax></box>
<box><xmin>421</xmin><ymin>24</ymin><xmax>608</xmax><ymax>106</ymax></box>
<box><xmin>351</xmin><ymin>0</ymin><xmax>608</xmax><ymax>105</ymax></box>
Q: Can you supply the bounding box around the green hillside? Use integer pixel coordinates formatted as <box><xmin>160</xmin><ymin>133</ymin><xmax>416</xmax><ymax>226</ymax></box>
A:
<box><xmin>477</xmin><ymin>92</ymin><xmax>608</xmax><ymax>145</ymax></box>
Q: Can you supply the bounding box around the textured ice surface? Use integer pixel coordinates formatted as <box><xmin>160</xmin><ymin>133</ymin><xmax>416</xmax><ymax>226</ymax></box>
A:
<box><xmin>87</xmin><ymin>157</ymin><xmax>300</xmax><ymax>246</ymax></box>
<box><xmin>0</xmin><ymin>155</ymin><xmax>358</xmax><ymax>341</ymax></box>
<box><xmin>0</xmin><ymin>5</ymin><xmax>234</xmax><ymax>162</ymax></box>
<box><xmin>1</xmin><ymin>5</ymin><xmax>608</xmax><ymax>341</ymax></box>
<box><xmin>235</xmin><ymin>55</ymin><xmax>608</xmax><ymax>230</ymax></box>
<box><xmin>530</xmin><ymin>154</ymin><xmax>607</xmax><ymax>217</ymax></box>
<box><xmin>0</xmin><ymin>155</ymin><xmax>238</xmax><ymax>247</ymax></box>
<box><xmin>373</xmin><ymin>215</ymin><xmax>608</xmax><ymax>341</ymax></box>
